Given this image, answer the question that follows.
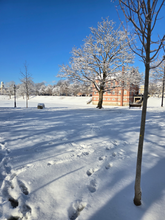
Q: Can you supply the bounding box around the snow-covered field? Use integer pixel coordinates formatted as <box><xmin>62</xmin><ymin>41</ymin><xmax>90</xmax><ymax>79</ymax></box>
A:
<box><xmin>0</xmin><ymin>95</ymin><xmax>165</xmax><ymax>220</ymax></box>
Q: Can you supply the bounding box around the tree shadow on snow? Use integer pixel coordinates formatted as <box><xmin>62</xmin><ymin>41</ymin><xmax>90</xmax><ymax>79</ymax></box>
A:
<box><xmin>88</xmin><ymin>158</ymin><xmax>165</xmax><ymax>220</ymax></box>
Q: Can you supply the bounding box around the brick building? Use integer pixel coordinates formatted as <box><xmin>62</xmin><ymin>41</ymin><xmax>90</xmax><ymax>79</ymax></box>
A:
<box><xmin>92</xmin><ymin>68</ymin><xmax>139</xmax><ymax>106</ymax></box>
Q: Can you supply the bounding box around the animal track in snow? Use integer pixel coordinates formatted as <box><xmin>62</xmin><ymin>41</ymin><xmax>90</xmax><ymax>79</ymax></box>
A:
<box><xmin>86</xmin><ymin>168</ymin><xmax>99</xmax><ymax>176</ymax></box>
<box><xmin>106</xmin><ymin>146</ymin><xmax>111</xmax><ymax>150</ymax></box>
<box><xmin>77</xmin><ymin>149</ymin><xmax>94</xmax><ymax>158</ymax></box>
<box><xmin>99</xmin><ymin>156</ymin><xmax>106</xmax><ymax>161</ymax></box>
<box><xmin>68</xmin><ymin>200</ymin><xmax>86</xmax><ymax>220</ymax></box>
<box><xmin>88</xmin><ymin>179</ymin><xmax>97</xmax><ymax>193</ymax></box>
<box><xmin>112</xmin><ymin>152</ymin><xmax>117</xmax><ymax>157</ymax></box>
<box><xmin>105</xmin><ymin>163</ymin><xmax>113</xmax><ymax>169</ymax></box>
<box><xmin>47</xmin><ymin>143</ymin><xmax>94</xmax><ymax>166</ymax></box>
<box><xmin>112</xmin><ymin>140</ymin><xmax>118</xmax><ymax>146</ymax></box>
<box><xmin>75</xmin><ymin>143</ymin><xmax>94</xmax><ymax>158</ymax></box>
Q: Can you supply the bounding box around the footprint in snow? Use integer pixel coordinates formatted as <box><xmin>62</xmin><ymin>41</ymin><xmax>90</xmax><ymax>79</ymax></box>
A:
<box><xmin>1</xmin><ymin>175</ymin><xmax>31</xmax><ymax>220</ymax></box>
<box><xmin>86</xmin><ymin>168</ymin><xmax>99</xmax><ymax>176</ymax></box>
<box><xmin>123</xmin><ymin>141</ymin><xmax>128</xmax><ymax>145</ymax></box>
<box><xmin>47</xmin><ymin>161</ymin><xmax>54</xmax><ymax>166</ymax></box>
<box><xmin>0</xmin><ymin>142</ymin><xmax>5</xmax><ymax>150</ymax></box>
<box><xmin>99</xmin><ymin>156</ymin><xmax>106</xmax><ymax>161</ymax></box>
<box><xmin>18</xmin><ymin>179</ymin><xmax>29</xmax><ymax>195</ymax></box>
<box><xmin>0</xmin><ymin>157</ymin><xmax>11</xmax><ymax>176</ymax></box>
<box><xmin>113</xmin><ymin>140</ymin><xmax>118</xmax><ymax>146</ymax></box>
<box><xmin>112</xmin><ymin>152</ymin><xmax>117</xmax><ymax>157</ymax></box>
<box><xmin>88</xmin><ymin>179</ymin><xmax>97</xmax><ymax>193</ymax></box>
<box><xmin>77</xmin><ymin>151</ymin><xmax>89</xmax><ymax>157</ymax></box>
<box><xmin>105</xmin><ymin>163</ymin><xmax>113</xmax><ymax>169</ymax></box>
<box><xmin>68</xmin><ymin>200</ymin><xmax>86</xmax><ymax>220</ymax></box>
<box><xmin>0</xmin><ymin>142</ymin><xmax>10</xmax><ymax>156</ymax></box>
<box><xmin>106</xmin><ymin>146</ymin><xmax>111</xmax><ymax>150</ymax></box>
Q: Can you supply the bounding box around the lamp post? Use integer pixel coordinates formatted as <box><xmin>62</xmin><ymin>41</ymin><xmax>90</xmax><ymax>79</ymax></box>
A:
<box><xmin>161</xmin><ymin>65</ymin><xmax>165</xmax><ymax>107</ymax></box>
<box><xmin>14</xmin><ymin>84</ymin><xmax>16</xmax><ymax>108</ymax></box>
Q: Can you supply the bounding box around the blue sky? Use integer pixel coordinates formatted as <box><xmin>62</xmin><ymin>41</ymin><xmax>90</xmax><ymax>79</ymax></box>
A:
<box><xmin>0</xmin><ymin>0</ymin><xmax>165</xmax><ymax>86</ymax></box>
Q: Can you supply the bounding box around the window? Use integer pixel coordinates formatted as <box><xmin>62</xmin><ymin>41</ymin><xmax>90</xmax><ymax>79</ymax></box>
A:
<box><xmin>112</xmin><ymin>91</ymin><xmax>115</xmax><ymax>95</ymax></box>
<box><xmin>113</xmin><ymin>81</ymin><xmax>115</xmax><ymax>86</ymax></box>
<box><xmin>124</xmin><ymin>91</ymin><xmax>127</xmax><ymax>95</ymax></box>
<box><xmin>119</xmin><ymin>91</ymin><xmax>121</xmax><ymax>95</ymax></box>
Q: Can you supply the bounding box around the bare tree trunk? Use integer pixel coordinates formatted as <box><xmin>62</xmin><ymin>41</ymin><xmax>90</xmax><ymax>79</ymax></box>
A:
<box><xmin>97</xmin><ymin>90</ymin><xmax>103</xmax><ymax>109</ymax></box>
<box><xmin>134</xmin><ymin>3</ymin><xmax>151</xmax><ymax>205</ymax></box>
<box><xmin>26</xmin><ymin>93</ymin><xmax>28</xmax><ymax>108</ymax></box>
<box><xmin>118</xmin><ymin>0</ymin><xmax>165</xmax><ymax>206</ymax></box>
<box><xmin>161</xmin><ymin>66</ymin><xmax>165</xmax><ymax>107</ymax></box>
<box><xmin>134</xmin><ymin>63</ymin><xmax>150</xmax><ymax>205</ymax></box>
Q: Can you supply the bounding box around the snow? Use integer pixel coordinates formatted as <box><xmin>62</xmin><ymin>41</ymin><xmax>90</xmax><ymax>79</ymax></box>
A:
<box><xmin>0</xmin><ymin>95</ymin><xmax>165</xmax><ymax>220</ymax></box>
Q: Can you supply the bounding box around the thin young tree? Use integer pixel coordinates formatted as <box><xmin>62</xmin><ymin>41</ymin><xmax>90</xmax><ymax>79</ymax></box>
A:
<box><xmin>118</xmin><ymin>0</ymin><xmax>165</xmax><ymax>206</ymax></box>
<box><xmin>59</xmin><ymin>18</ymin><xmax>135</xmax><ymax>109</ymax></box>
<box><xmin>20</xmin><ymin>61</ymin><xmax>34</xmax><ymax>108</ymax></box>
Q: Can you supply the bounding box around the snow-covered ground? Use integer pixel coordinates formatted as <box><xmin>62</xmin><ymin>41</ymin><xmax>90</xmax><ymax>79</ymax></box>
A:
<box><xmin>0</xmin><ymin>95</ymin><xmax>165</xmax><ymax>220</ymax></box>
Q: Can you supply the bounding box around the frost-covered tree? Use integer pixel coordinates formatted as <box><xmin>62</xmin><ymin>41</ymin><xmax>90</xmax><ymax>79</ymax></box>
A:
<box><xmin>52</xmin><ymin>86</ymin><xmax>60</xmax><ymax>96</ymax></box>
<box><xmin>59</xmin><ymin>18</ymin><xmax>134</xmax><ymax>109</ymax></box>
<box><xmin>151</xmin><ymin>58</ymin><xmax>165</xmax><ymax>106</ymax></box>
<box><xmin>56</xmin><ymin>80</ymin><xmax>70</xmax><ymax>96</ymax></box>
<box><xmin>39</xmin><ymin>85</ymin><xmax>46</xmax><ymax>95</ymax></box>
<box><xmin>17</xmin><ymin>83</ymin><xmax>26</xmax><ymax>99</ymax></box>
<box><xmin>45</xmin><ymin>85</ymin><xmax>53</xmax><ymax>95</ymax></box>
<box><xmin>118</xmin><ymin>0</ymin><xmax>165</xmax><ymax>206</ymax></box>
<box><xmin>5</xmin><ymin>81</ymin><xmax>15</xmax><ymax>99</ymax></box>
<box><xmin>148</xmin><ymin>80</ymin><xmax>160</xmax><ymax>96</ymax></box>
<box><xmin>67</xmin><ymin>82</ymin><xmax>79</xmax><ymax>96</ymax></box>
<box><xmin>20</xmin><ymin>61</ymin><xmax>34</xmax><ymax>108</ymax></box>
<box><xmin>34</xmin><ymin>82</ymin><xmax>45</xmax><ymax>95</ymax></box>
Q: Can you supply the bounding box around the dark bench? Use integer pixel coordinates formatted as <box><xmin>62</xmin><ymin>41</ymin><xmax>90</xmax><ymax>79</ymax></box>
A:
<box><xmin>129</xmin><ymin>103</ymin><xmax>142</xmax><ymax>108</ymax></box>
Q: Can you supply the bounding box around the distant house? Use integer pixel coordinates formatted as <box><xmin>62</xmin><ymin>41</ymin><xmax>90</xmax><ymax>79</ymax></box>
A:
<box><xmin>1</xmin><ymin>81</ymin><xmax>4</xmax><ymax>90</ymax></box>
<box><xmin>0</xmin><ymin>81</ymin><xmax>6</xmax><ymax>95</ymax></box>
<box><xmin>92</xmin><ymin>68</ymin><xmax>139</xmax><ymax>106</ymax></box>
<box><xmin>139</xmin><ymin>85</ymin><xmax>144</xmax><ymax>94</ymax></box>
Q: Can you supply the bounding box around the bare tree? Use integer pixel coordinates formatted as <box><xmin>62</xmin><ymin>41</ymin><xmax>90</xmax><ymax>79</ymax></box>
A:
<box><xmin>59</xmin><ymin>18</ymin><xmax>134</xmax><ymax>109</ymax></box>
<box><xmin>20</xmin><ymin>61</ymin><xmax>34</xmax><ymax>108</ymax></box>
<box><xmin>118</xmin><ymin>0</ymin><xmax>165</xmax><ymax>206</ymax></box>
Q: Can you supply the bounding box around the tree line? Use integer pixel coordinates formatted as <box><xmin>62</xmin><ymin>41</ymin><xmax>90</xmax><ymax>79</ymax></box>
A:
<box><xmin>1</xmin><ymin>79</ymin><xmax>92</xmax><ymax>98</ymax></box>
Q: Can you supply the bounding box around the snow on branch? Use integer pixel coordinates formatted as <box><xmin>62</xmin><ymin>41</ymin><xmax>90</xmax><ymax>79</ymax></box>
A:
<box><xmin>58</xmin><ymin>18</ymin><xmax>134</xmax><ymax>93</ymax></box>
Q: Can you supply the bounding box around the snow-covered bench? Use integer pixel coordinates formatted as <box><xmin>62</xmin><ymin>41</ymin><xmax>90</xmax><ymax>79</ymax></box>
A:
<box><xmin>37</xmin><ymin>103</ymin><xmax>45</xmax><ymax>109</ymax></box>
<box><xmin>129</xmin><ymin>103</ymin><xmax>141</xmax><ymax>108</ymax></box>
